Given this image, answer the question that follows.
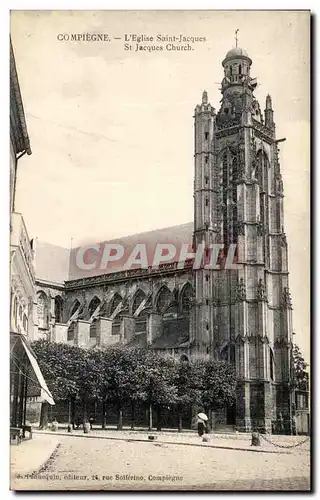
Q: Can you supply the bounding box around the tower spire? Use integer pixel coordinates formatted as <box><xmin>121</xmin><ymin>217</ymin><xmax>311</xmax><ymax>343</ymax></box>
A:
<box><xmin>264</xmin><ymin>94</ymin><xmax>275</xmax><ymax>131</ymax></box>
<box><xmin>235</xmin><ymin>29</ymin><xmax>239</xmax><ymax>48</ymax></box>
<box><xmin>202</xmin><ymin>90</ymin><xmax>208</xmax><ymax>105</ymax></box>
<box><xmin>266</xmin><ymin>94</ymin><xmax>273</xmax><ymax>110</ymax></box>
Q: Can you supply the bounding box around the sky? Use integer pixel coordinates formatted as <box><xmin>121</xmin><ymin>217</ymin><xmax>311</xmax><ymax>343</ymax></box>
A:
<box><xmin>10</xmin><ymin>10</ymin><xmax>310</xmax><ymax>360</ymax></box>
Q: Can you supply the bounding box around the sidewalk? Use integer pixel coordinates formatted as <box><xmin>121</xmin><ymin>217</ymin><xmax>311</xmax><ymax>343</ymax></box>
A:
<box><xmin>33</xmin><ymin>427</ymin><xmax>310</xmax><ymax>455</ymax></box>
<box><xmin>10</xmin><ymin>433</ymin><xmax>60</xmax><ymax>478</ymax></box>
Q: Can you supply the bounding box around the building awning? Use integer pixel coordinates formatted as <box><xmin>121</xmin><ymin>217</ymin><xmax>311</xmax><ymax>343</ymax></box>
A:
<box><xmin>11</xmin><ymin>332</ymin><xmax>55</xmax><ymax>406</ymax></box>
<box><xmin>22</xmin><ymin>339</ymin><xmax>55</xmax><ymax>405</ymax></box>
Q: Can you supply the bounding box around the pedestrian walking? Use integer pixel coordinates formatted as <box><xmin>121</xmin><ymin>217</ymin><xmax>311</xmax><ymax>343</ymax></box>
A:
<box><xmin>197</xmin><ymin>412</ymin><xmax>208</xmax><ymax>437</ymax></box>
<box><xmin>89</xmin><ymin>416</ymin><xmax>94</xmax><ymax>430</ymax></box>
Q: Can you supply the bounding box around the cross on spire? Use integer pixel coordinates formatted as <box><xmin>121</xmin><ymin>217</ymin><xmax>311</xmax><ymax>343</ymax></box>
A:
<box><xmin>235</xmin><ymin>29</ymin><xmax>239</xmax><ymax>47</ymax></box>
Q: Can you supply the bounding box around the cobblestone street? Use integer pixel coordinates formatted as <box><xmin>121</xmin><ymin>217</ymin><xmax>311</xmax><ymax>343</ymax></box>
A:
<box><xmin>11</xmin><ymin>434</ymin><xmax>310</xmax><ymax>491</ymax></box>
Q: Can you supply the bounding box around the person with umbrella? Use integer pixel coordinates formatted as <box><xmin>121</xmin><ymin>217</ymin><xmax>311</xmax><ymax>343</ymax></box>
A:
<box><xmin>197</xmin><ymin>412</ymin><xmax>208</xmax><ymax>437</ymax></box>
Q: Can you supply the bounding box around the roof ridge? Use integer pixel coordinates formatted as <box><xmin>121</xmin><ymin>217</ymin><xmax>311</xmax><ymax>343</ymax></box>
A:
<box><xmin>71</xmin><ymin>221</ymin><xmax>193</xmax><ymax>249</ymax></box>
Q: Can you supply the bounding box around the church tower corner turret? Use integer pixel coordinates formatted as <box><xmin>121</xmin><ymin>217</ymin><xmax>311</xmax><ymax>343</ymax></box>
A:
<box><xmin>264</xmin><ymin>94</ymin><xmax>275</xmax><ymax>133</ymax></box>
<box><xmin>192</xmin><ymin>90</ymin><xmax>218</xmax><ymax>358</ymax></box>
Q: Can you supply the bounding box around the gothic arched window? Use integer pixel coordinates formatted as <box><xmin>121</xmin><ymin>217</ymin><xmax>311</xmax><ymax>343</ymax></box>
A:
<box><xmin>232</xmin><ymin>156</ymin><xmax>238</xmax><ymax>245</ymax></box>
<box><xmin>180</xmin><ymin>283</ymin><xmax>193</xmax><ymax>313</ymax></box>
<box><xmin>222</xmin><ymin>152</ymin><xmax>228</xmax><ymax>250</ymax></box>
<box><xmin>67</xmin><ymin>322</ymin><xmax>75</xmax><ymax>341</ymax></box>
<box><xmin>23</xmin><ymin>314</ymin><xmax>28</xmax><ymax>333</ymax></box>
<box><xmin>90</xmin><ymin>318</ymin><xmax>98</xmax><ymax>338</ymax></box>
<box><xmin>88</xmin><ymin>296</ymin><xmax>101</xmax><ymax>320</ymax></box>
<box><xmin>37</xmin><ymin>291</ymin><xmax>48</xmax><ymax>329</ymax></box>
<box><xmin>109</xmin><ymin>293</ymin><xmax>122</xmax><ymax>317</ymax></box>
<box><xmin>112</xmin><ymin>313</ymin><xmax>121</xmax><ymax>336</ymax></box>
<box><xmin>69</xmin><ymin>299</ymin><xmax>81</xmax><ymax>320</ymax></box>
<box><xmin>179</xmin><ymin>283</ymin><xmax>193</xmax><ymax>338</ymax></box>
<box><xmin>54</xmin><ymin>296</ymin><xmax>63</xmax><ymax>323</ymax></box>
<box><xmin>156</xmin><ymin>287</ymin><xmax>173</xmax><ymax>314</ymax></box>
<box><xmin>256</xmin><ymin>150</ymin><xmax>269</xmax><ymax>192</ymax></box>
<box><xmin>135</xmin><ymin>308</ymin><xmax>148</xmax><ymax>334</ymax></box>
<box><xmin>132</xmin><ymin>290</ymin><xmax>146</xmax><ymax>315</ymax></box>
<box><xmin>257</xmin><ymin>150</ymin><xmax>270</xmax><ymax>262</ymax></box>
<box><xmin>221</xmin><ymin>149</ymin><xmax>238</xmax><ymax>251</ymax></box>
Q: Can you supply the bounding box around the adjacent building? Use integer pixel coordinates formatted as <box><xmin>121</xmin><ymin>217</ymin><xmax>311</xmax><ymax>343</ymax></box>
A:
<box><xmin>10</xmin><ymin>40</ymin><xmax>54</xmax><ymax>431</ymax></box>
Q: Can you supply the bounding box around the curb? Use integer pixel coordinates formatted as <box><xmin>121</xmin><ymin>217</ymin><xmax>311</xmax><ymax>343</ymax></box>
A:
<box><xmin>12</xmin><ymin>442</ymin><xmax>61</xmax><ymax>481</ymax></box>
<box><xmin>30</xmin><ymin>442</ymin><xmax>61</xmax><ymax>476</ymax></box>
<box><xmin>33</xmin><ymin>430</ymin><xmax>290</xmax><ymax>455</ymax></box>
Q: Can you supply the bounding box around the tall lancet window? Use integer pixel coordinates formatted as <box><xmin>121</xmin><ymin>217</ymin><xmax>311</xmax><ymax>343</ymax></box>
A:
<box><xmin>222</xmin><ymin>152</ymin><xmax>228</xmax><ymax>251</ymax></box>
<box><xmin>54</xmin><ymin>296</ymin><xmax>63</xmax><ymax>323</ymax></box>
<box><xmin>37</xmin><ymin>291</ymin><xmax>48</xmax><ymax>329</ymax></box>
<box><xmin>110</xmin><ymin>293</ymin><xmax>122</xmax><ymax>336</ymax></box>
<box><xmin>257</xmin><ymin>151</ymin><xmax>269</xmax><ymax>218</ymax></box>
<box><xmin>231</xmin><ymin>156</ymin><xmax>238</xmax><ymax>245</ymax></box>
<box><xmin>204</xmin><ymin>122</ymin><xmax>209</xmax><ymax>143</ymax></box>
<box><xmin>222</xmin><ymin>149</ymin><xmax>238</xmax><ymax>253</ymax></box>
<box><xmin>133</xmin><ymin>290</ymin><xmax>147</xmax><ymax>334</ymax></box>
<box><xmin>257</xmin><ymin>150</ymin><xmax>270</xmax><ymax>261</ymax></box>
<box><xmin>88</xmin><ymin>296</ymin><xmax>101</xmax><ymax>320</ymax></box>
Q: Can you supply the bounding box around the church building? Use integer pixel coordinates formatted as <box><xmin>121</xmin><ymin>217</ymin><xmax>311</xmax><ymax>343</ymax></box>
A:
<box><xmin>33</xmin><ymin>45</ymin><xmax>294</xmax><ymax>433</ymax></box>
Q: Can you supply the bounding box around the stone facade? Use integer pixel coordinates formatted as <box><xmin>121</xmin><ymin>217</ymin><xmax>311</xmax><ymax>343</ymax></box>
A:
<box><xmin>10</xmin><ymin>40</ymin><xmax>56</xmax><ymax>429</ymax></box>
<box><xmin>10</xmin><ymin>38</ymin><xmax>34</xmax><ymax>340</ymax></box>
<box><xmin>33</xmin><ymin>46</ymin><xmax>294</xmax><ymax>433</ymax></box>
<box><xmin>35</xmin><ymin>263</ymin><xmax>194</xmax><ymax>357</ymax></box>
<box><xmin>10</xmin><ymin>213</ymin><xmax>35</xmax><ymax>339</ymax></box>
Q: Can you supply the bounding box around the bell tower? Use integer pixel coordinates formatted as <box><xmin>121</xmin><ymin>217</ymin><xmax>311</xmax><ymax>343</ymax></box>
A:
<box><xmin>193</xmin><ymin>42</ymin><xmax>293</xmax><ymax>433</ymax></box>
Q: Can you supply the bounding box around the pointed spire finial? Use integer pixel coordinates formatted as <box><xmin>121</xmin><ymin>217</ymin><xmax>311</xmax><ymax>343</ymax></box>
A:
<box><xmin>235</xmin><ymin>29</ymin><xmax>239</xmax><ymax>48</ymax></box>
<box><xmin>202</xmin><ymin>90</ymin><xmax>208</xmax><ymax>104</ymax></box>
<box><xmin>266</xmin><ymin>94</ymin><xmax>273</xmax><ymax>109</ymax></box>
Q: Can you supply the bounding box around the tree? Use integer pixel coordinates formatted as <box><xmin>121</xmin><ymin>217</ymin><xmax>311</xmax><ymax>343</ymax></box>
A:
<box><xmin>141</xmin><ymin>351</ymin><xmax>178</xmax><ymax>431</ymax></box>
<box><xmin>99</xmin><ymin>346</ymin><xmax>149</xmax><ymax>430</ymax></box>
<box><xmin>292</xmin><ymin>344</ymin><xmax>309</xmax><ymax>391</ymax></box>
<box><xmin>76</xmin><ymin>348</ymin><xmax>101</xmax><ymax>424</ymax></box>
<box><xmin>31</xmin><ymin>340</ymin><xmax>84</xmax><ymax>428</ymax></box>
<box><xmin>174</xmin><ymin>358</ymin><xmax>201</xmax><ymax>432</ymax></box>
<box><xmin>31</xmin><ymin>340</ymin><xmax>237</xmax><ymax>432</ymax></box>
<box><xmin>123</xmin><ymin>348</ymin><xmax>150</xmax><ymax>430</ymax></box>
<box><xmin>87</xmin><ymin>348</ymin><xmax>111</xmax><ymax>429</ymax></box>
<box><xmin>191</xmin><ymin>359</ymin><xmax>237</xmax><ymax>416</ymax></box>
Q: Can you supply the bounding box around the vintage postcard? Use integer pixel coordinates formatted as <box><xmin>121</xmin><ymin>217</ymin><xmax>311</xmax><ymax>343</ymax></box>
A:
<box><xmin>10</xmin><ymin>10</ymin><xmax>310</xmax><ymax>491</ymax></box>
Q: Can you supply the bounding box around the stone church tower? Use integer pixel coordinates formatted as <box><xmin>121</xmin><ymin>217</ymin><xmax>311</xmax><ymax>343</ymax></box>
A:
<box><xmin>31</xmin><ymin>42</ymin><xmax>296</xmax><ymax>434</ymax></box>
<box><xmin>193</xmin><ymin>45</ymin><xmax>293</xmax><ymax>433</ymax></box>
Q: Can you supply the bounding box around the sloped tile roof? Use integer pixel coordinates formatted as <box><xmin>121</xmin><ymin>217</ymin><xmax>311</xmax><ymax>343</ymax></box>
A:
<box><xmin>35</xmin><ymin>222</ymin><xmax>194</xmax><ymax>283</ymax></box>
